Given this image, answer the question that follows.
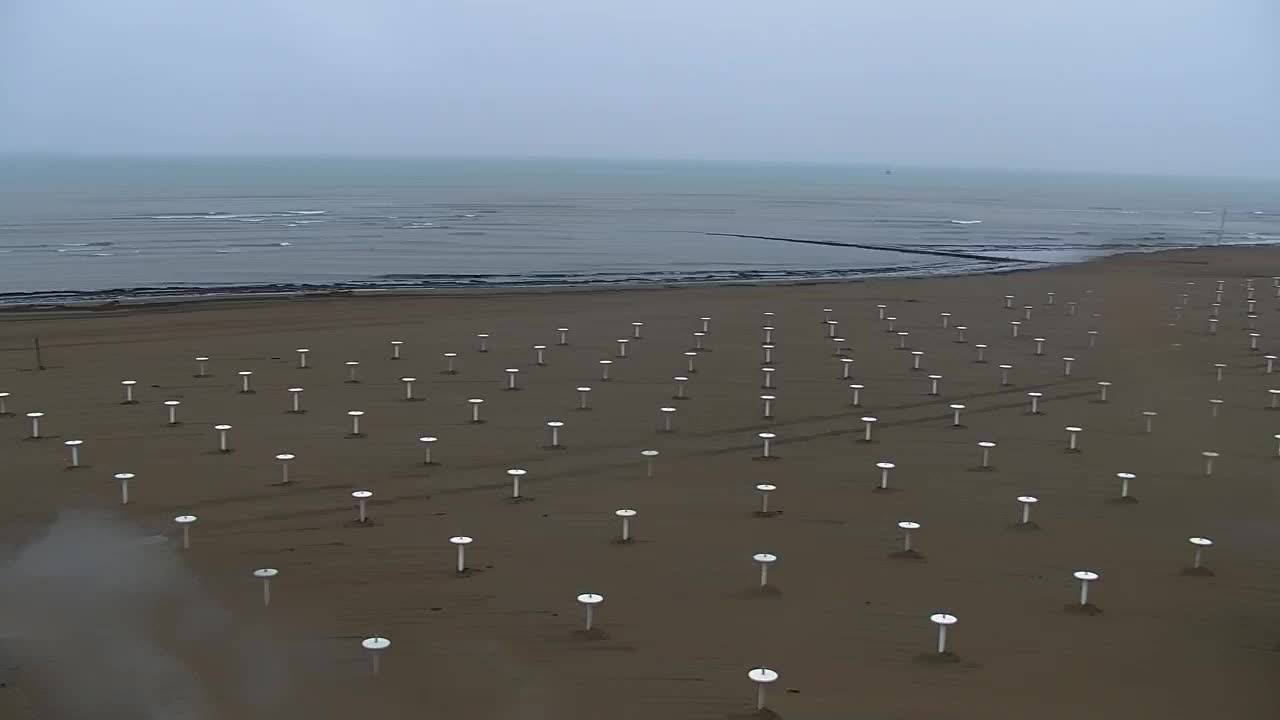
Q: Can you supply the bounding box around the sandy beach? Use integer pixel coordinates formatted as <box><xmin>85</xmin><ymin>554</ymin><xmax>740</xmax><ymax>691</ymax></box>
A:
<box><xmin>2</xmin><ymin>246</ymin><xmax>1279</xmax><ymax>719</ymax></box>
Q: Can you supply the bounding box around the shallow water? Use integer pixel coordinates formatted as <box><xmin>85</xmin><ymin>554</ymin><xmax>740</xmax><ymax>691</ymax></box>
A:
<box><xmin>1</xmin><ymin>156</ymin><xmax>1277</xmax><ymax>303</ymax></box>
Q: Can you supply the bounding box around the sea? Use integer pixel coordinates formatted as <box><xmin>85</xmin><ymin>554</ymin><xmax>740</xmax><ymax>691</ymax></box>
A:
<box><xmin>1</xmin><ymin>155</ymin><xmax>1278</xmax><ymax>305</ymax></box>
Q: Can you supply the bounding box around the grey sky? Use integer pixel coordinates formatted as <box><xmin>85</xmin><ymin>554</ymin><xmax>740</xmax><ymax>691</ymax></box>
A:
<box><xmin>2</xmin><ymin>0</ymin><xmax>1277</xmax><ymax>177</ymax></box>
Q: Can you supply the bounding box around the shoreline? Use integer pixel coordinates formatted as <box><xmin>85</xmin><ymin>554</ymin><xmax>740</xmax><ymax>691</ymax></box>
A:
<box><xmin>0</xmin><ymin>242</ymin><xmax>1263</xmax><ymax>316</ymax></box>
<box><xmin>0</xmin><ymin>259</ymin><xmax>1031</xmax><ymax>312</ymax></box>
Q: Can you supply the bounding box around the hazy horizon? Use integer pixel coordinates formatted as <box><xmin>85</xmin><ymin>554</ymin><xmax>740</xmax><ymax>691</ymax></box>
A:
<box><xmin>3</xmin><ymin>1</ymin><xmax>1278</xmax><ymax>179</ymax></box>
<box><xmin>6</xmin><ymin>152</ymin><xmax>1280</xmax><ymax>185</ymax></box>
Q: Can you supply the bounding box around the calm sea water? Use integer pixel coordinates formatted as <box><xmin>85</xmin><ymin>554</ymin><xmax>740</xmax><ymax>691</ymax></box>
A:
<box><xmin>1</xmin><ymin>156</ymin><xmax>1278</xmax><ymax>303</ymax></box>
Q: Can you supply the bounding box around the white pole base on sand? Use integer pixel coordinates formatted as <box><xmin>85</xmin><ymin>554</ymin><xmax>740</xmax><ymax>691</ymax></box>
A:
<box><xmin>114</xmin><ymin>473</ymin><xmax>135</xmax><ymax>504</ymax></box>
<box><xmin>174</xmin><ymin>514</ymin><xmax>198</xmax><ymax>549</ymax></box>
<box><xmin>916</xmin><ymin>613</ymin><xmax>960</xmax><ymax>663</ymax></box>
<box><xmin>1066</xmin><ymin>570</ymin><xmax>1102</xmax><ymax>615</ymax></box>
<box><xmin>576</xmin><ymin>593</ymin><xmax>604</xmax><ymax>636</ymax></box>
<box><xmin>253</xmin><ymin>568</ymin><xmax>279</xmax><ymax>606</ymax></box>
<box><xmin>748</xmin><ymin>668</ymin><xmax>779</xmax><ymax>712</ymax></box>
<box><xmin>450</xmin><ymin>536</ymin><xmax>474</xmax><ymax>575</ymax></box>
<box><xmin>753</xmin><ymin>552</ymin><xmax>778</xmax><ymax>590</ymax></box>
<box><xmin>361</xmin><ymin>637</ymin><xmax>391</xmax><ymax>675</ymax></box>
<box><xmin>1184</xmin><ymin>537</ymin><xmax>1215</xmax><ymax>576</ymax></box>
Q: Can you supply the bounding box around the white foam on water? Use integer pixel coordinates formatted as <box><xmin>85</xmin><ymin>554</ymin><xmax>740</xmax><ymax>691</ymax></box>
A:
<box><xmin>151</xmin><ymin>212</ymin><xmax>297</xmax><ymax>220</ymax></box>
<box><xmin>948</xmin><ymin>219</ymin><xmax>982</xmax><ymax>225</ymax></box>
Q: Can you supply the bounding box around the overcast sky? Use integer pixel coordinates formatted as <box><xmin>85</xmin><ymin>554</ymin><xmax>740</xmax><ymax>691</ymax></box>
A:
<box><xmin>1</xmin><ymin>0</ymin><xmax>1276</xmax><ymax>177</ymax></box>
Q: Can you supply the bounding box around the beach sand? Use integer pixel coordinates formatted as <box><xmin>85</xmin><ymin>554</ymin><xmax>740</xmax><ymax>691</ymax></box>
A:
<box><xmin>1</xmin><ymin>247</ymin><xmax>1278</xmax><ymax>719</ymax></box>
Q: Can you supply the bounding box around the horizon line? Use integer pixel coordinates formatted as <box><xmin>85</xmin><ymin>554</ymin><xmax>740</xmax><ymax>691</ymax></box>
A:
<box><xmin>1</xmin><ymin>150</ymin><xmax>1277</xmax><ymax>183</ymax></box>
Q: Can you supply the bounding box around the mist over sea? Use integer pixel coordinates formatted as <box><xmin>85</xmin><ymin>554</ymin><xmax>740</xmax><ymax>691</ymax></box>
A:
<box><xmin>1</xmin><ymin>156</ymin><xmax>1277</xmax><ymax>303</ymax></box>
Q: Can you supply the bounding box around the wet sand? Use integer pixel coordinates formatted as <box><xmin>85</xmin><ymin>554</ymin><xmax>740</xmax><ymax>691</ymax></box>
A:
<box><xmin>1</xmin><ymin>247</ymin><xmax>1279</xmax><ymax>719</ymax></box>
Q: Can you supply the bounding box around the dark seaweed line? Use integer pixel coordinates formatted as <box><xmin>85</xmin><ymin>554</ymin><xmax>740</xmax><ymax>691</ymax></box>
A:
<box><xmin>704</xmin><ymin>232</ymin><xmax>1045</xmax><ymax>263</ymax></box>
